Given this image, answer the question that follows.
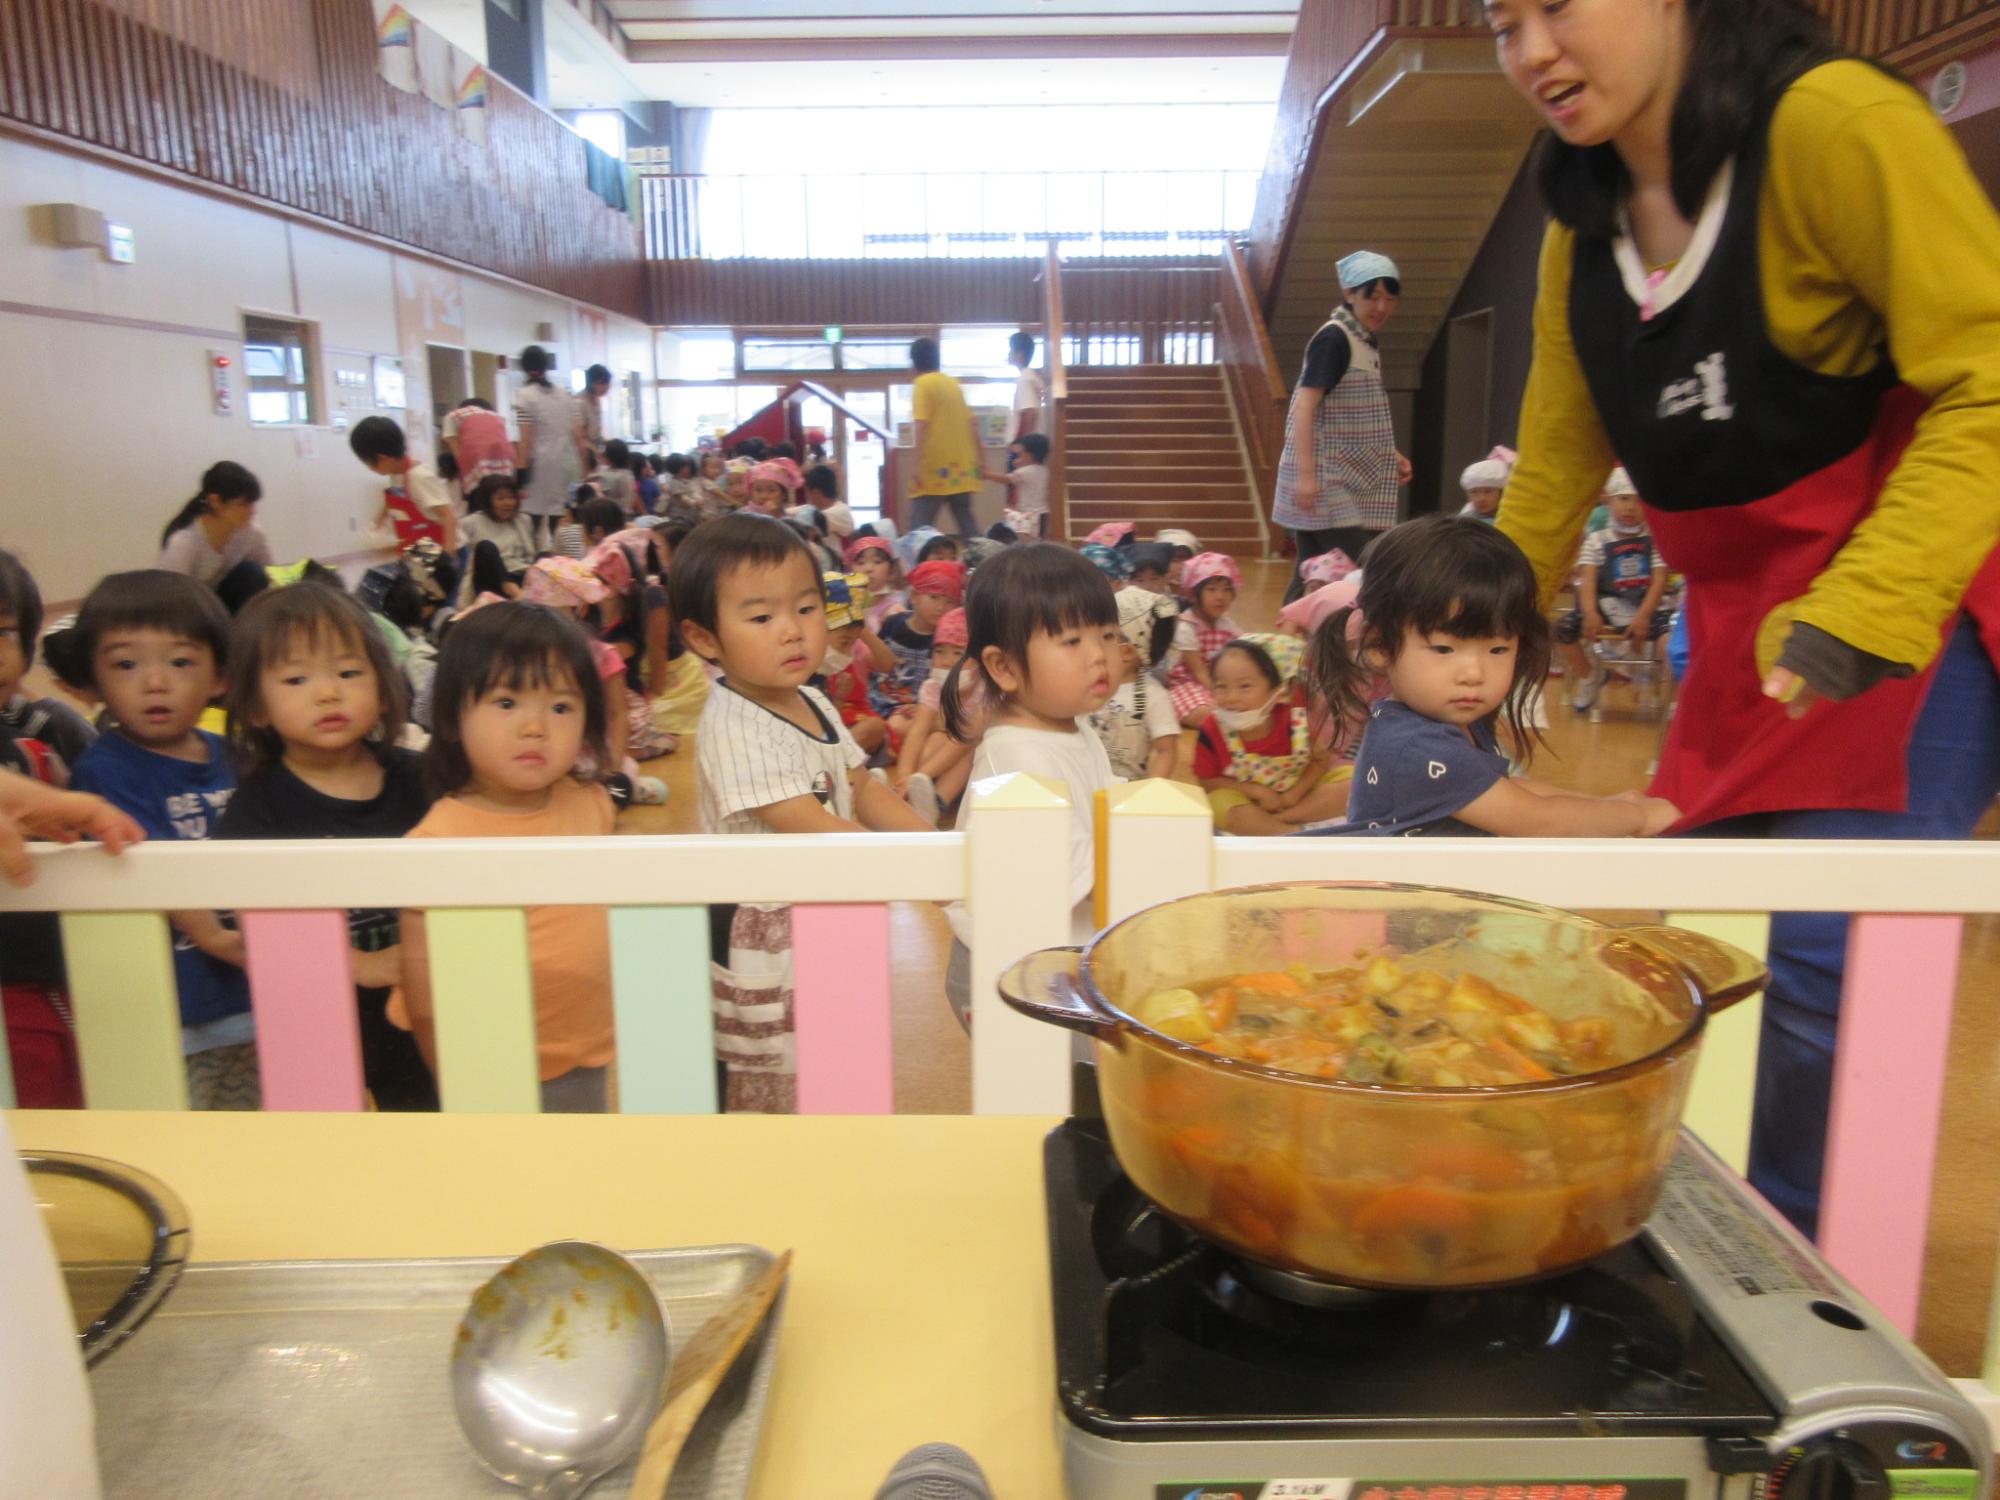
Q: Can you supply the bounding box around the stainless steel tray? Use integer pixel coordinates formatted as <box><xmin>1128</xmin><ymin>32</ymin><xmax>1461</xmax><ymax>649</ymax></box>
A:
<box><xmin>88</xmin><ymin>1243</ymin><xmax>784</xmax><ymax>1499</ymax></box>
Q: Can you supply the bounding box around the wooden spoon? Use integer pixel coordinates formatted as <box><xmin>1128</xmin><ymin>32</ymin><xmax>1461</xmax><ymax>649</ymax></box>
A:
<box><xmin>627</xmin><ymin>1249</ymin><xmax>792</xmax><ymax>1499</ymax></box>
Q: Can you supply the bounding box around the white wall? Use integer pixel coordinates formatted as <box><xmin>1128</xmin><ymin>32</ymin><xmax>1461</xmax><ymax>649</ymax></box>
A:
<box><xmin>0</xmin><ymin>133</ymin><xmax>655</xmax><ymax>604</ymax></box>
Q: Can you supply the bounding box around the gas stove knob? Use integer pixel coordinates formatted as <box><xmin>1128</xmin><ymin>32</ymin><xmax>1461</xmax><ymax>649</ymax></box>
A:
<box><xmin>1778</xmin><ymin>1438</ymin><xmax>1888</xmax><ymax>1500</ymax></box>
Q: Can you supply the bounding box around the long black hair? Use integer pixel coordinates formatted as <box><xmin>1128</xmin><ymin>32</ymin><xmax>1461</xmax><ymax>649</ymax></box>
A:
<box><xmin>422</xmin><ymin>603</ymin><xmax>610</xmax><ymax>798</ymax></box>
<box><xmin>162</xmin><ymin>461</ymin><xmax>262</xmax><ymax>546</ymax></box>
<box><xmin>1535</xmin><ymin>0</ymin><xmax>1842</xmax><ymax>240</ymax></box>
<box><xmin>943</xmin><ymin>543</ymin><xmax>1118</xmax><ymax>742</ymax></box>
<box><xmin>1304</xmin><ymin>516</ymin><xmax>1550</xmax><ymax>761</ymax></box>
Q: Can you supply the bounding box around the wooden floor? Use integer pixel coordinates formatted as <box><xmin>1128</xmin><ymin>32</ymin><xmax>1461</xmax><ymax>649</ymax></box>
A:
<box><xmin>621</xmin><ymin>557</ymin><xmax>1999</xmax><ymax>1375</ymax></box>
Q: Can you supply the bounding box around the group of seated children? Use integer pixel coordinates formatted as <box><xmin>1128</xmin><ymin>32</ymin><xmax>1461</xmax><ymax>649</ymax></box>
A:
<box><xmin>1</xmin><ymin>446</ymin><xmax>1684</xmax><ymax>1117</ymax></box>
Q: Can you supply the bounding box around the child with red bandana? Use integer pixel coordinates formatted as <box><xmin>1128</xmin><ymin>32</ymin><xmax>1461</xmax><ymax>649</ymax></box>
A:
<box><xmin>870</xmin><ymin>559</ymin><xmax>965</xmax><ymax>741</ymax></box>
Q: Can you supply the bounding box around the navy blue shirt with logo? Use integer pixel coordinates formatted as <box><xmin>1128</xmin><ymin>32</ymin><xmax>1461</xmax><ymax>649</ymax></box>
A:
<box><xmin>1319</xmin><ymin>699</ymin><xmax>1509</xmax><ymax>837</ymax></box>
<box><xmin>70</xmin><ymin>729</ymin><xmax>252</xmax><ymax>1031</ymax></box>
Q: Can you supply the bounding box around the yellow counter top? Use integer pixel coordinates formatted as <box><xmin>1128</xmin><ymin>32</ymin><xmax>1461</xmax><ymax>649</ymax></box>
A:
<box><xmin>8</xmin><ymin>1110</ymin><xmax>1067</xmax><ymax>1498</ymax></box>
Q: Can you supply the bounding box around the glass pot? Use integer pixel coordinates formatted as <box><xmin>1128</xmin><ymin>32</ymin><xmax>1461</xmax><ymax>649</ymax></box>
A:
<box><xmin>998</xmin><ymin>882</ymin><xmax>1766</xmax><ymax>1290</ymax></box>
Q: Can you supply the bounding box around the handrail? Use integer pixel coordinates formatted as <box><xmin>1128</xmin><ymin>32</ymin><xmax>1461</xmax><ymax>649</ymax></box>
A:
<box><xmin>1041</xmin><ymin>240</ymin><xmax>1070</xmax><ymax>543</ymax></box>
<box><xmin>1216</xmin><ymin>240</ymin><xmax>1289</xmax><ymax>540</ymax></box>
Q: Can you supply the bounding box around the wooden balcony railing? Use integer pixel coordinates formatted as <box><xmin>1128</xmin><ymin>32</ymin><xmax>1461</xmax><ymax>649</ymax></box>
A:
<box><xmin>1040</xmin><ymin>240</ymin><xmax>1069</xmax><ymax>543</ymax></box>
<box><xmin>1216</xmin><ymin>240</ymin><xmax>1290</xmax><ymax>516</ymax></box>
<box><xmin>0</xmin><ymin>0</ymin><xmax>644</xmax><ymax>316</ymax></box>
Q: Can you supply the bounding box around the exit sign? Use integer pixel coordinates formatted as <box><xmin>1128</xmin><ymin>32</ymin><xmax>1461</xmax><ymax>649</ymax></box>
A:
<box><xmin>823</xmin><ymin>325</ymin><xmax>843</xmax><ymax>344</ymax></box>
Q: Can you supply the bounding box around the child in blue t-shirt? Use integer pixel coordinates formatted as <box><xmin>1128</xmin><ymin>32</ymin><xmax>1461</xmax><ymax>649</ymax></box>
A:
<box><xmin>1305</xmin><ymin>517</ymin><xmax>1679</xmax><ymax>838</ymax></box>
<box><xmin>67</xmin><ymin>570</ymin><xmax>258</xmax><ymax>1108</ymax></box>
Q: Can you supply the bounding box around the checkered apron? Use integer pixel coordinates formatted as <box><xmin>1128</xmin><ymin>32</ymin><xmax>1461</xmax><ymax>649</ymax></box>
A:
<box><xmin>1166</xmin><ymin>616</ymin><xmax>1241</xmax><ymax>720</ymax></box>
<box><xmin>1273</xmin><ymin>308</ymin><xmax>1402</xmax><ymax>533</ymax></box>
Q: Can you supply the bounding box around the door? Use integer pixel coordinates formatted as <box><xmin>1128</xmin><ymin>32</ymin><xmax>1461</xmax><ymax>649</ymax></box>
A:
<box><xmin>428</xmin><ymin>344</ymin><xmax>471</xmax><ymax>435</ymax></box>
<box><xmin>1441</xmin><ymin>309</ymin><xmax>1494</xmax><ymax>513</ymax></box>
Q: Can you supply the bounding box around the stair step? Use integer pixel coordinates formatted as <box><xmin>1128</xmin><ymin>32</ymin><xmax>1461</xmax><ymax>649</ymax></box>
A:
<box><xmin>1070</xmin><ymin>467</ymin><xmax>1246</xmax><ymax>486</ymax></box>
<box><xmin>1066</xmin><ymin>417</ymin><xmax>1237</xmax><ymax>433</ymax></box>
<box><xmin>1070</xmin><ymin>495</ymin><xmax>1253</xmax><ymax>514</ymax></box>
<box><xmin>1066</xmin><ymin>430</ymin><xmax>1235</xmax><ymax>446</ymax></box>
<box><xmin>1066</xmin><ymin>364</ymin><xmax>1220</xmax><ymax>378</ymax></box>
<box><xmin>1066</xmin><ymin>389</ymin><xmax>1218</xmax><ymax>407</ymax></box>
<box><xmin>1062</xmin><ymin>403</ymin><xmax>1233</xmax><ymax>422</ymax></box>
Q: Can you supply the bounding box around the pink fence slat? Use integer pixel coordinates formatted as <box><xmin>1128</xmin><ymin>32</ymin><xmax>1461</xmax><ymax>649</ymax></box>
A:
<box><xmin>1818</xmin><ymin>912</ymin><xmax>1964</xmax><ymax>1333</ymax></box>
<box><xmin>792</xmin><ymin>903</ymin><xmax>894</xmax><ymax>1115</ymax></box>
<box><xmin>241</xmin><ymin>909</ymin><xmax>366</xmax><ymax>1112</ymax></box>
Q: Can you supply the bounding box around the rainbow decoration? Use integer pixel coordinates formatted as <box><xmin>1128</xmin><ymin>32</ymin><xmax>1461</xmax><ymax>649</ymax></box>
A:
<box><xmin>374</xmin><ymin>2</ymin><xmax>418</xmax><ymax>93</ymax></box>
<box><xmin>376</xmin><ymin>4</ymin><xmax>413</xmax><ymax>49</ymax></box>
<box><xmin>455</xmin><ymin>61</ymin><xmax>489</xmax><ymax>145</ymax></box>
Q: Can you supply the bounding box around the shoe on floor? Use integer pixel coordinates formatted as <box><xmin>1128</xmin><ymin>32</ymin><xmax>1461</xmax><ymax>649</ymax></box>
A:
<box><xmin>1570</xmin><ymin>667</ymin><xmax>1605</xmax><ymax>713</ymax></box>
<box><xmin>872</xmin><ymin>1443</ymin><xmax>994</xmax><ymax>1500</ymax></box>
<box><xmin>906</xmin><ymin>771</ymin><xmax>942</xmax><ymax>826</ymax></box>
<box><xmin>631</xmin><ymin>775</ymin><xmax>669</xmax><ymax>806</ymax></box>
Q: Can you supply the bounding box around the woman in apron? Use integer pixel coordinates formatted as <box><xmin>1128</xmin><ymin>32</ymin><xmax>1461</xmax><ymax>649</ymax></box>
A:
<box><xmin>1489</xmin><ymin>0</ymin><xmax>2000</xmax><ymax>1234</ymax></box>
<box><xmin>1272</xmin><ymin>251</ymin><xmax>1413</xmax><ymax>604</ymax></box>
<box><xmin>513</xmin><ymin>345</ymin><xmax>587</xmax><ymax>547</ymax></box>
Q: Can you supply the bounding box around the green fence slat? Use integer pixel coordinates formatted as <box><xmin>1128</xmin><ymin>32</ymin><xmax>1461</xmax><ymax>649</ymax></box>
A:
<box><xmin>60</xmin><ymin>912</ymin><xmax>189</xmax><ymax>1110</ymax></box>
<box><xmin>609</xmin><ymin>905</ymin><xmax>717</xmax><ymax>1114</ymax></box>
<box><xmin>426</xmin><ymin>908</ymin><xmax>542</xmax><ymax>1114</ymax></box>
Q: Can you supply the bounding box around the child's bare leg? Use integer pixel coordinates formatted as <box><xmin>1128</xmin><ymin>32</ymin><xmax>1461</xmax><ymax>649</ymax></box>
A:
<box><xmin>935</xmin><ymin>756</ymin><xmax>973</xmax><ymax>806</ymax></box>
<box><xmin>1279</xmin><ymin>779</ymin><xmax>1352</xmax><ymax>824</ymax></box>
<box><xmin>850</xmin><ymin>716</ymin><xmax>887</xmax><ymax>754</ymax></box>
<box><xmin>917</xmin><ymin>732</ymin><xmax>970</xmax><ymax>781</ymax></box>
<box><xmin>1558</xmin><ymin>638</ymin><xmax>1593</xmax><ymax>683</ymax></box>
<box><xmin>1223</xmin><ymin>802</ymin><xmax>1296</xmax><ymax>836</ymax></box>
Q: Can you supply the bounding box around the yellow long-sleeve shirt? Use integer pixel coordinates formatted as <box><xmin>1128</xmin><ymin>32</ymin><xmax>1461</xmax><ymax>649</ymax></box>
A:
<box><xmin>1500</xmin><ymin>60</ymin><xmax>2000</xmax><ymax>675</ymax></box>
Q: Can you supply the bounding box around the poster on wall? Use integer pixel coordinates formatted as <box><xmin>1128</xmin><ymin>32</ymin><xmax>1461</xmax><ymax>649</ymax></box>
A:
<box><xmin>455</xmin><ymin>62</ymin><xmax>489</xmax><ymax>146</ymax></box>
<box><xmin>372</xmin><ymin>1</ymin><xmax>418</xmax><ymax>93</ymax></box>
<box><xmin>373</xmin><ymin>357</ymin><xmax>407</xmax><ymax>411</ymax></box>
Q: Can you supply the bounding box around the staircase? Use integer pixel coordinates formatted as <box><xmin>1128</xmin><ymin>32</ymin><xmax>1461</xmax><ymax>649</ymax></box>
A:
<box><xmin>1061</xmin><ymin>365</ymin><xmax>1268</xmax><ymax>558</ymax></box>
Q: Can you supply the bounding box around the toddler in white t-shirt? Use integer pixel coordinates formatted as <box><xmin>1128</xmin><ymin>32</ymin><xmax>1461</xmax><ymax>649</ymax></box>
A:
<box><xmin>672</xmin><ymin>515</ymin><xmax>934</xmax><ymax>1111</ymax></box>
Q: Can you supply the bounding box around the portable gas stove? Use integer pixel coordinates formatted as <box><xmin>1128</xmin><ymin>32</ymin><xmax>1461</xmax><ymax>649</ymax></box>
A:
<box><xmin>1047</xmin><ymin>1090</ymin><xmax>1991</xmax><ymax>1500</ymax></box>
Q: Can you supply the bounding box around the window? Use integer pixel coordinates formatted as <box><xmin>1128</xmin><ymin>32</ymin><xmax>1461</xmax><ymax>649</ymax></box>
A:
<box><xmin>938</xmin><ymin>326</ymin><xmax>1019</xmax><ymax>380</ymax></box>
<box><xmin>657</xmin><ymin>328</ymin><xmax>735</xmax><ymax>381</ymax></box>
<box><xmin>573</xmin><ymin>110</ymin><xmax>626</xmax><ymax>160</ymax></box>
<box><xmin>741</xmin><ymin>337</ymin><xmax>834</xmax><ymax>372</ymax></box>
<box><xmin>243</xmin><ymin>314</ymin><xmax>319</xmax><ymax>426</ymax></box>
<box><xmin>839</xmin><ymin>337</ymin><xmax>918</xmax><ymax>371</ymax></box>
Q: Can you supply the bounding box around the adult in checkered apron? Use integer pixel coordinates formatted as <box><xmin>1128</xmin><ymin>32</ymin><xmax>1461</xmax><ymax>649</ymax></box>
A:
<box><xmin>1272</xmin><ymin>250</ymin><xmax>1413</xmax><ymax>605</ymax></box>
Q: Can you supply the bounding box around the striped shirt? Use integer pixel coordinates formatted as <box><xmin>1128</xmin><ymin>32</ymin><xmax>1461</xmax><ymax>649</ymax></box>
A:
<box><xmin>696</xmin><ymin>682</ymin><xmax>865</xmax><ymax>835</ymax></box>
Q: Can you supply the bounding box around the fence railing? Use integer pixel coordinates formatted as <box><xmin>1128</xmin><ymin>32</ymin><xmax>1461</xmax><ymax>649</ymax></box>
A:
<box><xmin>1216</xmin><ymin>238</ymin><xmax>1288</xmax><ymax>525</ymax></box>
<box><xmin>5</xmin><ymin>775</ymin><xmax>1999</xmax><ymax>1411</ymax></box>
<box><xmin>640</xmin><ymin>170</ymin><xmax>1259</xmax><ymax>261</ymax></box>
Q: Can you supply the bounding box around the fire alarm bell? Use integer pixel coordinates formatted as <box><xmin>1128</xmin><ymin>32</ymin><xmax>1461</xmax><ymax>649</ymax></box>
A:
<box><xmin>208</xmin><ymin>349</ymin><xmax>233</xmax><ymax>416</ymax></box>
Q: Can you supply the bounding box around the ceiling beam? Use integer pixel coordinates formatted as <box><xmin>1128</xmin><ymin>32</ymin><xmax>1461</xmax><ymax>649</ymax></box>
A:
<box><xmin>628</xmin><ymin>31</ymin><xmax>1289</xmax><ymax>60</ymax></box>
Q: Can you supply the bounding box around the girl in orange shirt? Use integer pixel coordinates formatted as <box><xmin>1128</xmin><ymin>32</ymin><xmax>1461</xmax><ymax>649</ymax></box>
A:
<box><xmin>391</xmin><ymin>603</ymin><xmax>619</xmax><ymax>1112</ymax></box>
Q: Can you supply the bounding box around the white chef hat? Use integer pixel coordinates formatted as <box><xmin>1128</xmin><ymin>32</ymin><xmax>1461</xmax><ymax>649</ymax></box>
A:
<box><xmin>1460</xmin><ymin>458</ymin><xmax>1511</xmax><ymax>492</ymax></box>
<box><xmin>1603</xmin><ymin>466</ymin><xmax>1639</xmax><ymax>497</ymax></box>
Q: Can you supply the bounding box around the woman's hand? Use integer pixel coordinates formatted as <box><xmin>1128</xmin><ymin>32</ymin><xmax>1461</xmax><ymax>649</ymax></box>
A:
<box><xmin>1395</xmin><ymin>450</ymin><xmax>1413</xmax><ymax>486</ymax></box>
<box><xmin>1761</xmin><ymin>666</ymin><xmax>1820</xmax><ymax>721</ymax></box>
<box><xmin>0</xmin><ymin>776</ymin><xmax>147</xmax><ymax>886</ymax></box>
<box><xmin>1292</xmin><ymin>475</ymin><xmax>1319</xmax><ymax>508</ymax></box>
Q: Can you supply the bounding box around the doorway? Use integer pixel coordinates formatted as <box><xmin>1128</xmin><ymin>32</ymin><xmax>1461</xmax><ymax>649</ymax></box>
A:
<box><xmin>1441</xmin><ymin>310</ymin><xmax>1494</xmax><ymax>509</ymax></box>
<box><xmin>427</xmin><ymin>344</ymin><xmax>470</xmax><ymax>435</ymax></box>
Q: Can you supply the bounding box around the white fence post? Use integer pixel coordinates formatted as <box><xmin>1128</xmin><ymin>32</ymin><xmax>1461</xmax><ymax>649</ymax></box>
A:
<box><xmin>1100</xmin><ymin>778</ymin><xmax>1213</xmax><ymax>924</ymax></box>
<box><xmin>965</xmin><ymin>772</ymin><xmax>1078</xmax><ymax>1115</ymax></box>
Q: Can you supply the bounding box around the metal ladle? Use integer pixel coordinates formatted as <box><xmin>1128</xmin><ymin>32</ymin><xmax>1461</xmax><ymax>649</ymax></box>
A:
<box><xmin>451</xmin><ymin>1241</ymin><xmax>670</xmax><ymax>1500</ymax></box>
